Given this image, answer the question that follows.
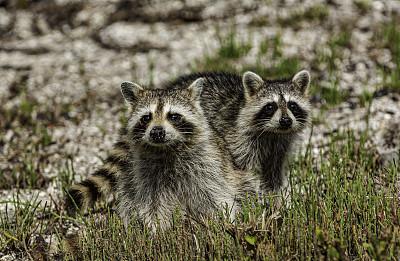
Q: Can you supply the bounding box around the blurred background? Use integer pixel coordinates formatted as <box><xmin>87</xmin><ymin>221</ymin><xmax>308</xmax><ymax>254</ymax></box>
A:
<box><xmin>0</xmin><ymin>0</ymin><xmax>399</xmax><ymax>207</ymax></box>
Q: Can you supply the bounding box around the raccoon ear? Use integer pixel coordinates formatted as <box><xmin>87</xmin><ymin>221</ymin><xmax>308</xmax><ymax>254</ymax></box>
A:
<box><xmin>292</xmin><ymin>70</ymin><xmax>310</xmax><ymax>94</ymax></box>
<box><xmin>188</xmin><ymin>78</ymin><xmax>204</xmax><ymax>100</ymax></box>
<box><xmin>120</xmin><ymin>81</ymin><xmax>143</xmax><ymax>103</ymax></box>
<box><xmin>243</xmin><ymin>71</ymin><xmax>264</xmax><ymax>99</ymax></box>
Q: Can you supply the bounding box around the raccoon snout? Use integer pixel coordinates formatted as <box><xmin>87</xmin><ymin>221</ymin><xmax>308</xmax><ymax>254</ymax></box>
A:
<box><xmin>279</xmin><ymin>117</ymin><xmax>293</xmax><ymax>127</ymax></box>
<box><xmin>150</xmin><ymin>126</ymin><xmax>166</xmax><ymax>143</ymax></box>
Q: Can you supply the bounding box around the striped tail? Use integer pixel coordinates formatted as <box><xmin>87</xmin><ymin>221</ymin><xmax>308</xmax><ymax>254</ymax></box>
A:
<box><xmin>65</xmin><ymin>138</ymin><xmax>131</xmax><ymax>216</ymax></box>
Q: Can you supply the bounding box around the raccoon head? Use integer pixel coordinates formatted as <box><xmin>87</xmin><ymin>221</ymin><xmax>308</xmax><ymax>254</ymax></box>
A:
<box><xmin>120</xmin><ymin>78</ymin><xmax>206</xmax><ymax>149</ymax></box>
<box><xmin>241</xmin><ymin>70</ymin><xmax>311</xmax><ymax>135</ymax></box>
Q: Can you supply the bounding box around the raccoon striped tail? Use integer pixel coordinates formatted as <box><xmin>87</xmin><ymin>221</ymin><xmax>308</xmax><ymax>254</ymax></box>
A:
<box><xmin>64</xmin><ymin>139</ymin><xmax>130</xmax><ymax>216</ymax></box>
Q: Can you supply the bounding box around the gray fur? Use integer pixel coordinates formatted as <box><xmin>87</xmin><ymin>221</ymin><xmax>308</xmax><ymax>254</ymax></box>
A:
<box><xmin>118</xmin><ymin>80</ymin><xmax>256</xmax><ymax>231</ymax></box>
<box><xmin>292</xmin><ymin>70</ymin><xmax>311</xmax><ymax>94</ymax></box>
<box><xmin>120</xmin><ymin>81</ymin><xmax>143</xmax><ymax>104</ymax></box>
<box><xmin>65</xmin><ymin>78</ymin><xmax>256</xmax><ymax>231</ymax></box>
<box><xmin>242</xmin><ymin>71</ymin><xmax>264</xmax><ymax>99</ymax></box>
<box><xmin>165</xmin><ymin>70</ymin><xmax>312</xmax><ymax>197</ymax></box>
<box><xmin>65</xmin><ymin>70</ymin><xmax>311</xmax><ymax>228</ymax></box>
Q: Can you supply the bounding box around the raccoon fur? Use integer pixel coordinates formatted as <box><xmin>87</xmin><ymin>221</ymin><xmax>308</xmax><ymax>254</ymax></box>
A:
<box><xmin>65</xmin><ymin>78</ymin><xmax>256</xmax><ymax>231</ymax></box>
<box><xmin>165</xmin><ymin>70</ymin><xmax>312</xmax><ymax>196</ymax></box>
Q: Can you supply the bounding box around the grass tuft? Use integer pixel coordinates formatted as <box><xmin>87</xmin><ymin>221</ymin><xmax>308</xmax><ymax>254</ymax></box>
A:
<box><xmin>251</xmin><ymin>57</ymin><xmax>301</xmax><ymax>79</ymax></box>
<box><xmin>195</xmin><ymin>31</ymin><xmax>251</xmax><ymax>72</ymax></box>
<box><xmin>380</xmin><ymin>19</ymin><xmax>400</xmax><ymax>92</ymax></box>
<box><xmin>1</xmin><ymin>124</ymin><xmax>399</xmax><ymax>259</ymax></box>
<box><xmin>355</xmin><ymin>0</ymin><xmax>371</xmax><ymax>13</ymax></box>
<box><xmin>58</xmin><ymin>129</ymin><xmax>400</xmax><ymax>260</ymax></box>
<box><xmin>0</xmin><ymin>192</ymin><xmax>54</xmax><ymax>259</ymax></box>
<box><xmin>277</xmin><ymin>5</ymin><xmax>329</xmax><ymax>28</ymax></box>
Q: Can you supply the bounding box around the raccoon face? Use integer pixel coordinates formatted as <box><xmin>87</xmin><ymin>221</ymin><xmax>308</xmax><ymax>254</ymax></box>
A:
<box><xmin>120</xmin><ymin>78</ymin><xmax>205</xmax><ymax>148</ymax></box>
<box><xmin>242</xmin><ymin>70</ymin><xmax>311</xmax><ymax>135</ymax></box>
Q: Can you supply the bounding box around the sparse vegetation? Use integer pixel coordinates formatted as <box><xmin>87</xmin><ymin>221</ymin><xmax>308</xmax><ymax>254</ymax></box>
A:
<box><xmin>321</xmin><ymin>26</ymin><xmax>353</xmax><ymax>72</ymax></box>
<box><xmin>318</xmin><ymin>79</ymin><xmax>350</xmax><ymax>107</ymax></box>
<box><xmin>195</xmin><ymin>32</ymin><xmax>301</xmax><ymax>79</ymax></box>
<box><xmin>355</xmin><ymin>0</ymin><xmax>371</xmax><ymax>14</ymax></box>
<box><xmin>272</xmin><ymin>33</ymin><xmax>282</xmax><ymax>58</ymax></box>
<box><xmin>1</xmin><ymin>0</ymin><xmax>400</xmax><ymax>260</ymax></box>
<box><xmin>5</xmin><ymin>129</ymin><xmax>393</xmax><ymax>260</ymax></box>
<box><xmin>0</xmin><ymin>192</ymin><xmax>54</xmax><ymax>260</ymax></box>
<box><xmin>360</xmin><ymin>89</ymin><xmax>374</xmax><ymax>108</ymax></box>
<box><xmin>380</xmin><ymin>19</ymin><xmax>400</xmax><ymax>92</ymax></box>
<box><xmin>217</xmin><ymin>32</ymin><xmax>252</xmax><ymax>60</ymax></box>
<box><xmin>195</xmin><ymin>30</ymin><xmax>252</xmax><ymax>72</ymax></box>
<box><xmin>247</xmin><ymin>57</ymin><xmax>301</xmax><ymax>79</ymax></box>
<box><xmin>277</xmin><ymin>5</ymin><xmax>329</xmax><ymax>28</ymax></box>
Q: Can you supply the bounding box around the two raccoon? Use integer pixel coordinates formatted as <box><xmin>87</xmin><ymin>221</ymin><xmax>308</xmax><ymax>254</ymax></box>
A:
<box><xmin>65</xmin><ymin>70</ymin><xmax>311</xmax><ymax>231</ymax></box>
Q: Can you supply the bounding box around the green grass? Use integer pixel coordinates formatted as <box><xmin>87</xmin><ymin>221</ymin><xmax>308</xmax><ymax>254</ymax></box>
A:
<box><xmin>2</xmin><ymin>122</ymin><xmax>399</xmax><ymax>260</ymax></box>
<box><xmin>53</xmin><ymin>130</ymin><xmax>399</xmax><ymax>260</ymax></box>
<box><xmin>310</xmin><ymin>78</ymin><xmax>350</xmax><ymax>108</ymax></box>
<box><xmin>0</xmin><ymin>125</ymin><xmax>52</xmax><ymax>190</ymax></box>
<box><xmin>355</xmin><ymin>0</ymin><xmax>371</xmax><ymax>13</ymax></box>
<box><xmin>194</xmin><ymin>30</ymin><xmax>251</xmax><ymax>72</ymax></box>
<box><xmin>272</xmin><ymin>33</ymin><xmax>282</xmax><ymax>58</ymax></box>
<box><xmin>0</xmin><ymin>192</ymin><xmax>53</xmax><ymax>260</ymax></box>
<box><xmin>277</xmin><ymin>5</ymin><xmax>329</xmax><ymax>28</ymax></box>
<box><xmin>245</xmin><ymin>57</ymin><xmax>301</xmax><ymax>79</ymax></box>
<box><xmin>217</xmin><ymin>32</ymin><xmax>251</xmax><ymax>60</ymax></box>
<box><xmin>194</xmin><ymin>31</ymin><xmax>302</xmax><ymax>80</ymax></box>
<box><xmin>379</xmin><ymin>19</ymin><xmax>400</xmax><ymax>92</ymax></box>
<box><xmin>310</xmin><ymin>25</ymin><xmax>353</xmax><ymax>111</ymax></box>
<box><xmin>2</xmin><ymin>5</ymin><xmax>400</xmax><ymax>259</ymax></box>
<box><xmin>315</xmin><ymin>25</ymin><xmax>352</xmax><ymax>73</ymax></box>
<box><xmin>1</xmin><ymin>83</ymin><xmax>400</xmax><ymax>259</ymax></box>
<box><xmin>360</xmin><ymin>89</ymin><xmax>374</xmax><ymax>108</ymax></box>
<box><xmin>0</xmin><ymin>75</ymin><xmax>90</xmax><ymax>191</ymax></box>
<box><xmin>194</xmin><ymin>26</ymin><xmax>354</xmax><ymax>112</ymax></box>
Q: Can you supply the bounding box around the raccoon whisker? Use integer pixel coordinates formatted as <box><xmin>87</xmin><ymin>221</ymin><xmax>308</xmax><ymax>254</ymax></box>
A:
<box><xmin>253</xmin><ymin>125</ymin><xmax>266</xmax><ymax>132</ymax></box>
<box><xmin>255</xmin><ymin>127</ymin><xmax>268</xmax><ymax>142</ymax></box>
<box><xmin>177</xmin><ymin>140</ymin><xmax>193</xmax><ymax>152</ymax></box>
<box><xmin>254</xmin><ymin>120</ymin><xmax>269</xmax><ymax>126</ymax></box>
<box><xmin>133</xmin><ymin>135</ymin><xmax>145</xmax><ymax>141</ymax></box>
<box><xmin>295</xmin><ymin>122</ymin><xmax>309</xmax><ymax>129</ymax></box>
<box><xmin>166</xmin><ymin>143</ymin><xmax>180</xmax><ymax>155</ymax></box>
<box><xmin>252</xmin><ymin>121</ymin><xmax>268</xmax><ymax>131</ymax></box>
<box><xmin>254</xmin><ymin>124</ymin><xmax>268</xmax><ymax>132</ymax></box>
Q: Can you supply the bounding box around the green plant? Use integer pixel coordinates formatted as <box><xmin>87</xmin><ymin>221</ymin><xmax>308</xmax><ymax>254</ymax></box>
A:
<box><xmin>246</xmin><ymin>57</ymin><xmax>301</xmax><ymax>79</ymax></box>
<box><xmin>272</xmin><ymin>33</ymin><xmax>282</xmax><ymax>58</ymax></box>
<box><xmin>59</xmin><ymin>154</ymin><xmax>77</xmax><ymax>194</ymax></box>
<box><xmin>217</xmin><ymin>32</ymin><xmax>251</xmax><ymax>60</ymax></box>
<box><xmin>0</xmin><ymin>192</ymin><xmax>43</xmax><ymax>259</ymax></box>
<box><xmin>355</xmin><ymin>0</ymin><xmax>371</xmax><ymax>13</ymax></box>
<box><xmin>277</xmin><ymin>5</ymin><xmax>329</xmax><ymax>27</ymax></box>
<box><xmin>380</xmin><ymin>19</ymin><xmax>400</xmax><ymax>91</ymax></box>
<box><xmin>259</xmin><ymin>40</ymin><xmax>268</xmax><ymax>55</ymax></box>
<box><xmin>1</xmin><ymin>127</ymin><xmax>399</xmax><ymax>259</ymax></box>
<box><xmin>194</xmin><ymin>30</ymin><xmax>251</xmax><ymax>72</ymax></box>
<box><xmin>360</xmin><ymin>89</ymin><xmax>374</xmax><ymax>108</ymax></box>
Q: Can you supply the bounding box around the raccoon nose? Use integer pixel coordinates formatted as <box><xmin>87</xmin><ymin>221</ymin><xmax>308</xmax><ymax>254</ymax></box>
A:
<box><xmin>150</xmin><ymin>126</ymin><xmax>165</xmax><ymax>143</ymax></box>
<box><xmin>279</xmin><ymin>117</ymin><xmax>293</xmax><ymax>127</ymax></box>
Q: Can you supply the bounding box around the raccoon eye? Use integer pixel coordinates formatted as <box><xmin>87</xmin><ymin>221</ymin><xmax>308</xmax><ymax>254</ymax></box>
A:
<box><xmin>264</xmin><ymin>103</ymin><xmax>277</xmax><ymax>111</ymax></box>
<box><xmin>289</xmin><ymin>102</ymin><xmax>299</xmax><ymax>111</ymax></box>
<box><xmin>141</xmin><ymin>114</ymin><xmax>151</xmax><ymax>124</ymax></box>
<box><xmin>168</xmin><ymin>113</ymin><xmax>182</xmax><ymax>122</ymax></box>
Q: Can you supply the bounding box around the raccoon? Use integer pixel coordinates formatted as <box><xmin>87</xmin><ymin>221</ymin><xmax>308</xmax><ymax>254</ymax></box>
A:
<box><xmin>165</xmin><ymin>70</ymin><xmax>312</xmax><ymax>195</ymax></box>
<box><xmin>65</xmin><ymin>78</ymin><xmax>256</xmax><ymax>231</ymax></box>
